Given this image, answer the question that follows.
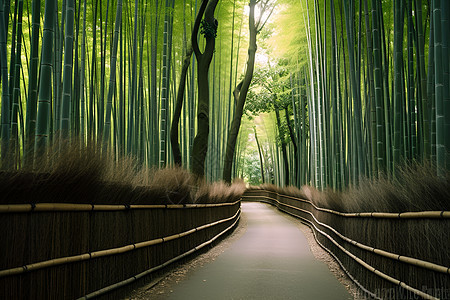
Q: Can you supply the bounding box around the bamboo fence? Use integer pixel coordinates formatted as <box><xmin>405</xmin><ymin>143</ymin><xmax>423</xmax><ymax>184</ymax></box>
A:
<box><xmin>0</xmin><ymin>199</ymin><xmax>241</xmax><ymax>299</ymax></box>
<box><xmin>243</xmin><ymin>189</ymin><xmax>450</xmax><ymax>300</ymax></box>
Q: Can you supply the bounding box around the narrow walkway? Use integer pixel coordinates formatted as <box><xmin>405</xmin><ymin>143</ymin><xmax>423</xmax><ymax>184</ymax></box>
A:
<box><xmin>163</xmin><ymin>202</ymin><xmax>352</xmax><ymax>299</ymax></box>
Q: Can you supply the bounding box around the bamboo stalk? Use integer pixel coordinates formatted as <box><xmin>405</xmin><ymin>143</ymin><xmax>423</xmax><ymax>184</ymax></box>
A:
<box><xmin>433</xmin><ymin>0</ymin><xmax>445</xmax><ymax>174</ymax></box>
<box><xmin>34</xmin><ymin>0</ymin><xmax>57</xmax><ymax>156</ymax></box>
<box><xmin>102</xmin><ymin>0</ymin><xmax>123</xmax><ymax>152</ymax></box>
<box><xmin>60</xmin><ymin>0</ymin><xmax>75</xmax><ymax>138</ymax></box>
<box><xmin>0</xmin><ymin>209</ymin><xmax>240</xmax><ymax>278</ymax></box>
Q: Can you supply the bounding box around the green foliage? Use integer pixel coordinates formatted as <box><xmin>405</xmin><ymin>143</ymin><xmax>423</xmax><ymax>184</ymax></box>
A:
<box><xmin>200</xmin><ymin>19</ymin><xmax>218</xmax><ymax>39</ymax></box>
<box><xmin>245</xmin><ymin>61</ymin><xmax>293</xmax><ymax>116</ymax></box>
<box><xmin>241</xmin><ymin>152</ymin><xmax>262</xmax><ymax>185</ymax></box>
<box><xmin>266</xmin><ymin>0</ymin><xmax>308</xmax><ymax>68</ymax></box>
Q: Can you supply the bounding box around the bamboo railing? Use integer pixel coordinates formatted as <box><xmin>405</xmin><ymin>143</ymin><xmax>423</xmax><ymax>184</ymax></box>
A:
<box><xmin>0</xmin><ymin>199</ymin><xmax>241</xmax><ymax>299</ymax></box>
<box><xmin>243</xmin><ymin>189</ymin><xmax>449</xmax><ymax>300</ymax></box>
<box><xmin>77</xmin><ymin>215</ymin><xmax>240</xmax><ymax>300</ymax></box>
<box><xmin>0</xmin><ymin>200</ymin><xmax>239</xmax><ymax>213</ymax></box>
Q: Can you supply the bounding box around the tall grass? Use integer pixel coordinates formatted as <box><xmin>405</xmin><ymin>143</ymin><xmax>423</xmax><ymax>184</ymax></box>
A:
<box><xmin>252</xmin><ymin>183</ymin><xmax>306</xmax><ymax>198</ymax></box>
<box><xmin>0</xmin><ymin>144</ymin><xmax>246</xmax><ymax>205</ymax></box>
<box><xmin>310</xmin><ymin>162</ymin><xmax>450</xmax><ymax>213</ymax></box>
<box><xmin>267</xmin><ymin>161</ymin><xmax>450</xmax><ymax>213</ymax></box>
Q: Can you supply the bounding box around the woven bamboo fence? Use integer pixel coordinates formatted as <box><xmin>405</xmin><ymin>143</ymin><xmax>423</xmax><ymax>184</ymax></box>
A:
<box><xmin>243</xmin><ymin>189</ymin><xmax>450</xmax><ymax>300</ymax></box>
<box><xmin>0</xmin><ymin>199</ymin><xmax>241</xmax><ymax>299</ymax></box>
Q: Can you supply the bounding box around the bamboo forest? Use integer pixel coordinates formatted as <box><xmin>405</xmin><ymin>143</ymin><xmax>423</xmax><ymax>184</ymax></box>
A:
<box><xmin>0</xmin><ymin>0</ymin><xmax>449</xmax><ymax>186</ymax></box>
<box><xmin>1</xmin><ymin>0</ymin><xmax>450</xmax><ymax>299</ymax></box>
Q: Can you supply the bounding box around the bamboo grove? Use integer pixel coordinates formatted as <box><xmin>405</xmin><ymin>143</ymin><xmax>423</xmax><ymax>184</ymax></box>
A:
<box><xmin>0</xmin><ymin>0</ymin><xmax>259</xmax><ymax>182</ymax></box>
<box><xmin>243</xmin><ymin>0</ymin><xmax>450</xmax><ymax>189</ymax></box>
<box><xmin>0</xmin><ymin>0</ymin><xmax>449</xmax><ymax>190</ymax></box>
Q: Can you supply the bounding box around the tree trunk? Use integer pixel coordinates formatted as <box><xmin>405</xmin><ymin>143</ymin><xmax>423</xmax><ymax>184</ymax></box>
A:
<box><xmin>284</xmin><ymin>106</ymin><xmax>298</xmax><ymax>186</ymax></box>
<box><xmin>191</xmin><ymin>0</ymin><xmax>219</xmax><ymax>178</ymax></box>
<box><xmin>170</xmin><ymin>0</ymin><xmax>204</xmax><ymax>166</ymax></box>
<box><xmin>253</xmin><ymin>126</ymin><xmax>265</xmax><ymax>183</ymax></box>
<box><xmin>275</xmin><ymin>105</ymin><xmax>289</xmax><ymax>186</ymax></box>
<box><xmin>171</xmin><ymin>44</ymin><xmax>193</xmax><ymax>165</ymax></box>
<box><xmin>223</xmin><ymin>0</ymin><xmax>257</xmax><ymax>183</ymax></box>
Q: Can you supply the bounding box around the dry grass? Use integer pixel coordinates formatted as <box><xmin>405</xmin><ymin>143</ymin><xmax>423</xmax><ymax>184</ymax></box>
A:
<box><xmin>301</xmin><ymin>162</ymin><xmax>450</xmax><ymax>213</ymax></box>
<box><xmin>133</xmin><ymin>167</ymin><xmax>197</xmax><ymax>204</ymax></box>
<box><xmin>203</xmin><ymin>179</ymin><xmax>246</xmax><ymax>204</ymax></box>
<box><xmin>258</xmin><ymin>183</ymin><xmax>283</xmax><ymax>194</ymax></box>
<box><xmin>282</xmin><ymin>185</ymin><xmax>307</xmax><ymax>199</ymax></box>
<box><xmin>0</xmin><ymin>144</ymin><xmax>246</xmax><ymax>205</ymax></box>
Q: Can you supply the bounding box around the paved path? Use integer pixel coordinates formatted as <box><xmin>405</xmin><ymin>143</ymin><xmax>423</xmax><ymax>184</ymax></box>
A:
<box><xmin>165</xmin><ymin>202</ymin><xmax>352</xmax><ymax>299</ymax></box>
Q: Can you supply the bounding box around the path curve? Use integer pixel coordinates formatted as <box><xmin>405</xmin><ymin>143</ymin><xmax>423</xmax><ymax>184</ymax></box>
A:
<box><xmin>130</xmin><ymin>202</ymin><xmax>352</xmax><ymax>299</ymax></box>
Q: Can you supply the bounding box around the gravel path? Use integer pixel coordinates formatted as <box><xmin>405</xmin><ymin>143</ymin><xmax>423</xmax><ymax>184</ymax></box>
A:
<box><xmin>127</xmin><ymin>202</ymin><xmax>365</xmax><ymax>299</ymax></box>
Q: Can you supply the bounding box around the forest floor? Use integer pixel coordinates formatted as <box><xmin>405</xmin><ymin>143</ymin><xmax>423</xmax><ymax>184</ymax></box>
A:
<box><xmin>126</xmin><ymin>202</ymin><xmax>366</xmax><ymax>300</ymax></box>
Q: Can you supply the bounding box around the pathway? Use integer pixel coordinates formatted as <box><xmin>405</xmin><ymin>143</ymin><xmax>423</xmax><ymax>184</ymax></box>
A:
<box><xmin>149</xmin><ymin>202</ymin><xmax>352</xmax><ymax>299</ymax></box>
